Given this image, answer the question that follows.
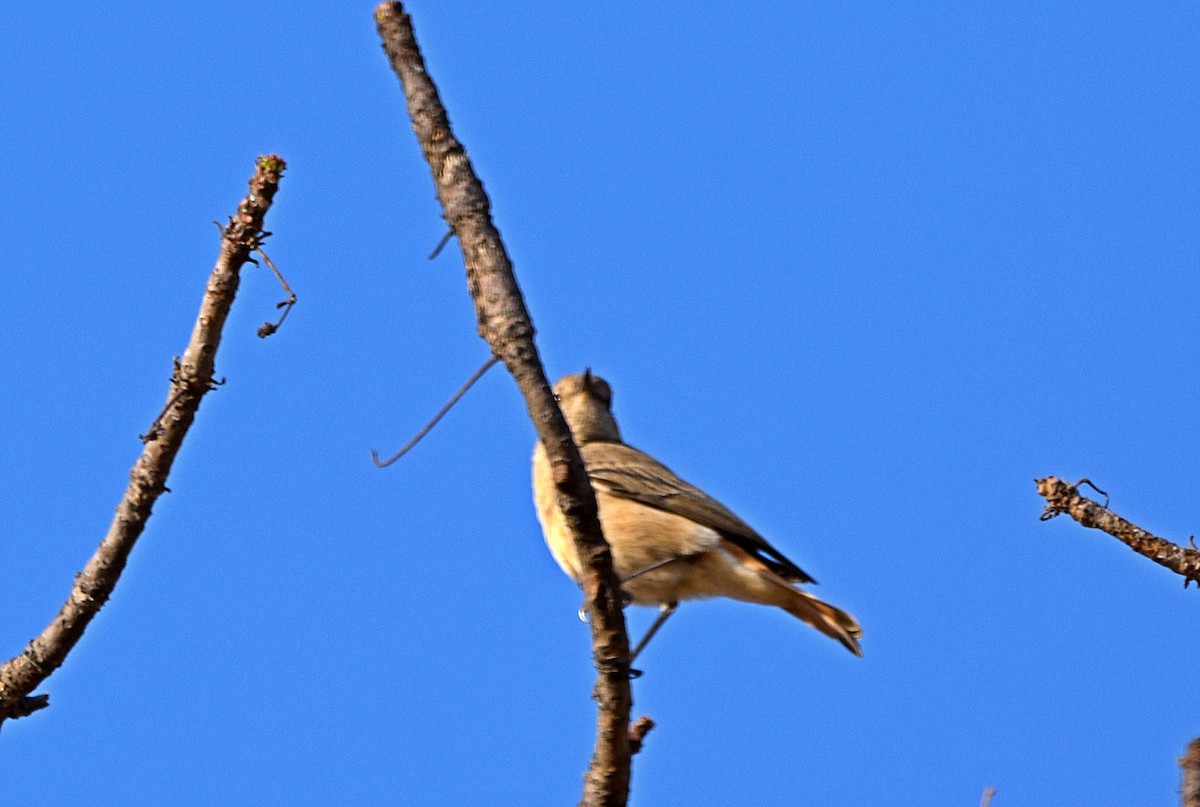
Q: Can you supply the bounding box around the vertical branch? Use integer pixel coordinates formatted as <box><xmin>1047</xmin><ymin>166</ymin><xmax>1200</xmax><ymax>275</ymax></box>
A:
<box><xmin>1183</xmin><ymin>739</ymin><xmax>1200</xmax><ymax>807</ymax></box>
<box><xmin>373</xmin><ymin>5</ymin><xmax>634</xmax><ymax>806</ymax></box>
<box><xmin>0</xmin><ymin>155</ymin><xmax>287</xmax><ymax>727</ymax></box>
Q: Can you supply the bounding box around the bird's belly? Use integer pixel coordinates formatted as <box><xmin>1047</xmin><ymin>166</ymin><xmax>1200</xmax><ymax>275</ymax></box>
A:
<box><xmin>533</xmin><ymin>446</ymin><xmax>730</xmax><ymax>605</ymax></box>
<box><xmin>594</xmin><ymin>494</ymin><xmax>731</xmax><ymax>605</ymax></box>
<box><xmin>621</xmin><ymin>546</ymin><xmax>760</xmax><ymax>606</ymax></box>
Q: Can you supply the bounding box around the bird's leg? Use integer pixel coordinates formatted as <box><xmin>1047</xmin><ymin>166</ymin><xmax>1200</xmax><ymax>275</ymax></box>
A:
<box><xmin>629</xmin><ymin>601</ymin><xmax>678</xmax><ymax>664</ymax></box>
<box><xmin>578</xmin><ymin>556</ymin><xmax>682</xmax><ymax>624</ymax></box>
<box><xmin>577</xmin><ymin>588</ymin><xmax>634</xmax><ymax>623</ymax></box>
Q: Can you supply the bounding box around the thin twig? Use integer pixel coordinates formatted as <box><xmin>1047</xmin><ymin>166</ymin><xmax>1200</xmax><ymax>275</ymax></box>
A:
<box><xmin>0</xmin><ymin>155</ymin><xmax>287</xmax><ymax>726</ymax></box>
<box><xmin>255</xmin><ymin>245</ymin><xmax>297</xmax><ymax>338</ymax></box>
<box><xmin>1036</xmin><ymin>476</ymin><xmax>1200</xmax><ymax>586</ymax></box>
<box><xmin>428</xmin><ymin>226</ymin><xmax>454</xmax><ymax>260</ymax></box>
<box><xmin>1075</xmin><ymin>477</ymin><xmax>1109</xmax><ymax>507</ymax></box>
<box><xmin>140</xmin><ymin>366</ymin><xmax>226</xmax><ymax>443</ymax></box>
<box><xmin>374</xmin><ymin>6</ymin><xmax>635</xmax><ymax>807</ymax></box>
<box><xmin>980</xmin><ymin>786</ymin><xmax>996</xmax><ymax>807</ymax></box>
<box><xmin>371</xmin><ymin>354</ymin><xmax>500</xmax><ymax>467</ymax></box>
<box><xmin>140</xmin><ymin>369</ymin><xmax>188</xmax><ymax>443</ymax></box>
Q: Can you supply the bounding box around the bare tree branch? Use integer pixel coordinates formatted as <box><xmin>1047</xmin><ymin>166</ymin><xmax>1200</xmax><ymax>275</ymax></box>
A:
<box><xmin>1182</xmin><ymin>738</ymin><xmax>1200</xmax><ymax>807</ymax></box>
<box><xmin>0</xmin><ymin>155</ymin><xmax>288</xmax><ymax>727</ymax></box>
<box><xmin>373</xmin><ymin>5</ymin><xmax>636</xmax><ymax>805</ymax></box>
<box><xmin>1035</xmin><ymin>476</ymin><xmax>1200</xmax><ymax>585</ymax></box>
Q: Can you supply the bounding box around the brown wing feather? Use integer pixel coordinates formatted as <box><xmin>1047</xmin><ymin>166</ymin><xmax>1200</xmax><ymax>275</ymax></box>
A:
<box><xmin>580</xmin><ymin>441</ymin><xmax>817</xmax><ymax>585</ymax></box>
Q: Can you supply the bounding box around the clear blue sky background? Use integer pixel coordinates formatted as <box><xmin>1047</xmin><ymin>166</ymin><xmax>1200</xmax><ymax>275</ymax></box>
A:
<box><xmin>2</xmin><ymin>3</ymin><xmax>1197</xmax><ymax>805</ymax></box>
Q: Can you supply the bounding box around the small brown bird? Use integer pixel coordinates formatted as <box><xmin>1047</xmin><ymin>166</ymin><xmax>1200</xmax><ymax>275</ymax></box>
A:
<box><xmin>532</xmin><ymin>370</ymin><xmax>862</xmax><ymax>659</ymax></box>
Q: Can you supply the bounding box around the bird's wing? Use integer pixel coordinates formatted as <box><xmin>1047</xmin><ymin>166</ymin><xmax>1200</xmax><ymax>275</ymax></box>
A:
<box><xmin>580</xmin><ymin>441</ymin><xmax>816</xmax><ymax>584</ymax></box>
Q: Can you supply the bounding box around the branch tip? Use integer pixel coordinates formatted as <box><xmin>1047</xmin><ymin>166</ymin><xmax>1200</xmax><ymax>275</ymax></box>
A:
<box><xmin>256</xmin><ymin>154</ymin><xmax>287</xmax><ymax>175</ymax></box>
<box><xmin>1035</xmin><ymin>475</ymin><xmax>1200</xmax><ymax>584</ymax></box>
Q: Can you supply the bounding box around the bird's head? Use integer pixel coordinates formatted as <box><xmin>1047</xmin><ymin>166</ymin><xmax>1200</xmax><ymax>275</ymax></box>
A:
<box><xmin>552</xmin><ymin>369</ymin><xmax>621</xmax><ymax>443</ymax></box>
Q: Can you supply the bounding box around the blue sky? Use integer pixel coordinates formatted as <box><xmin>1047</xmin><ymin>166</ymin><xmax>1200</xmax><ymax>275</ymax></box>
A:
<box><xmin>2</xmin><ymin>2</ymin><xmax>1198</xmax><ymax>805</ymax></box>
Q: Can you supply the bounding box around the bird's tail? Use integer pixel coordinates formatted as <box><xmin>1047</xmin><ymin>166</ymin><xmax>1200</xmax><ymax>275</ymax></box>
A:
<box><xmin>781</xmin><ymin>588</ymin><xmax>863</xmax><ymax>657</ymax></box>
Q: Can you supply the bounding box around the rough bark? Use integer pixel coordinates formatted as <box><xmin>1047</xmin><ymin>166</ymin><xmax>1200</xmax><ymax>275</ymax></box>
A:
<box><xmin>1182</xmin><ymin>738</ymin><xmax>1200</xmax><ymax>807</ymax></box>
<box><xmin>374</xmin><ymin>5</ymin><xmax>635</xmax><ymax>805</ymax></box>
<box><xmin>1036</xmin><ymin>476</ymin><xmax>1200</xmax><ymax>585</ymax></box>
<box><xmin>0</xmin><ymin>155</ymin><xmax>287</xmax><ymax>727</ymax></box>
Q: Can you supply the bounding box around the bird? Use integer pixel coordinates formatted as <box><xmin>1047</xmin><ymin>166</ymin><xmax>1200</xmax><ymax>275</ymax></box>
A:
<box><xmin>532</xmin><ymin>370</ymin><xmax>863</xmax><ymax>659</ymax></box>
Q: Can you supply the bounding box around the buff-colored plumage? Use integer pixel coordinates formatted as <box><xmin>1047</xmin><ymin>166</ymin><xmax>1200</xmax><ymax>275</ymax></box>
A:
<box><xmin>532</xmin><ymin>371</ymin><xmax>863</xmax><ymax>656</ymax></box>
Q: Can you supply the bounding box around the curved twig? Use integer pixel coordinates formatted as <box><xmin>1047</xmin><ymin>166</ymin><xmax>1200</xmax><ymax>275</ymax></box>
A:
<box><xmin>254</xmin><ymin>245</ymin><xmax>298</xmax><ymax>338</ymax></box>
<box><xmin>371</xmin><ymin>354</ymin><xmax>500</xmax><ymax>467</ymax></box>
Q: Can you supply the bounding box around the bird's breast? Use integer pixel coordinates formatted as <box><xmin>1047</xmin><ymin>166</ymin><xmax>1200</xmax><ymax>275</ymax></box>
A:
<box><xmin>532</xmin><ymin>444</ymin><xmax>585</xmax><ymax>582</ymax></box>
